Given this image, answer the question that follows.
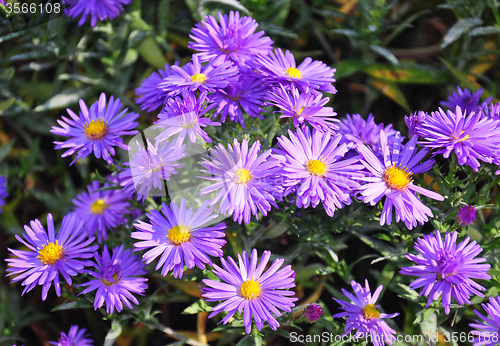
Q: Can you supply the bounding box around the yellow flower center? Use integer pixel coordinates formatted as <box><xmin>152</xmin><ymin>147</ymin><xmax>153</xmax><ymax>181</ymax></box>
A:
<box><xmin>167</xmin><ymin>224</ymin><xmax>191</xmax><ymax>245</ymax></box>
<box><xmin>38</xmin><ymin>241</ymin><xmax>64</xmax><ymax>265</ymax></box>
<box><xmin>190</xmin><ymin>73</ymin><xmax>207</xmax><ymax>83</ymax></box>
<box><xmin>285</xmin><ymin>67</ymin><xmax>303</xmax><ymax>79</ymax></box>
<box><xmin>297</xmin><ymin>106</ymin><xmax>305</xmax><ymax>116</ymax></box>
<box><xmin>84</xmin><ymin>119</ymin><xmax>108</xmax><ymax>140</ymax></box>
<box><xmin>362</xmin><ymin>304</ymin><xmax>380</xmax><ymax>320</ymax></box>
<box><xmin>452</xmin><ymin>131</ymin><xmax>470</xmax><ymax>142</ymax></box>
<box><xmin>235</xmin><ymin>168</ymin><xmax>251</xmax><ymax>184</ymax></box>
<box><xmin>306</xmin><ymin>159</ymin><xmax>327</xmax><ymax>177</ymax></box>
<box><xmin>90</xmin><ymin>199</ymin><xmax>107</xmax><ymax>215</ymax></box>
<box><xmin>240</xmin><ymin>279</ymin><xmax>261</xmax><ymax>300</ymax></box>
<box><xmin>102</xmin><ymin>273</ymin><xmax>119</xmax><ymax>286</ymax></box>
<box><xmin>383</xmin><ymin>164</ymin><xmax>412</xmax><ymax>191</ymax></box>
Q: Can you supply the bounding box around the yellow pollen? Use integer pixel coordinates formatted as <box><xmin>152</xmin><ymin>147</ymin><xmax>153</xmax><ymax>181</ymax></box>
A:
<box><xmin>383</xmin><ymin>164</ymin><xmax>412</xmax><ymax>191</ymax></box>
<box><xmin>102</xmin><ymin>273</ymin><xmax>119</xmax><ymax>286</ymax></box>
<box><xmin>84</xmin><ymin>119</ymin><xmax>108</xmax><ymax>140</ymax></box>
<box><xmin>235</xmin><ymin>168</ymin><xmax>251</xmax><ymax>184</ymax></box>
<box><xmin>452</xmin><ymin>131</ymin><xmax>470</xmax><ymax>142</ymax></box>
<box><xmin>190</xmin><ymin>73</ymin><xmax>207</xmax><ymax>83</ymax></box>
<box><xmin>168</xmin><ymin>224</ymin><xmax>191</xmax><ymax>245</ymax></box>
<box><xmin>37</xmin><ymin>241</ymin><xmax>64</xmax><ymax>265</ymax></box>
<box><xmin>306</xmin><ymin>159</ymin><xmax>327</xmax><ymax>177</ymax></box>
<box><xmin>240</xmin><ymin>279</ymin><xmax>261</xmax><ymax>300</ymax></box>
<box><xmin>362</xmin><ymin>304</ymin><xmax>380</xmax><ymax>320</ymax></box>
<box><xmin>285</xmin><ymin>67</ymin><xmax>303</xmax><ymax>79</ymax></box>
<box><xmin>297</xmin><ymin>106</ymin><xmax>305</xmax><ymax>116</ymax></box>
<box><xmin>90</xmin><ymin>199</ymin><xmax>107</xmax><ymax>215</ymax></box>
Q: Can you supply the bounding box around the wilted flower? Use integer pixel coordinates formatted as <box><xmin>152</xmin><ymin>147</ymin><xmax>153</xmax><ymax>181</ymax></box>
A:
<box><xmin>304</xmin><ymin>303</ymin><xmax>323</xmax><ymax>323</ymax></box>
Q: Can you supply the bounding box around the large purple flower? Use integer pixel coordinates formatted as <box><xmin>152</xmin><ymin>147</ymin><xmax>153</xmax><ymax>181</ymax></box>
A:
<box><xmin>49</xmin><ymin>325</ymin><xmax>93</xmax><ymax>346</ymax></box>
<box><xmin>333</xmin><ymin>280</ymin><xmax>399</xmax><ymax>346</ymax></box>
<box><xmin>51</xmin><ymin>93</ymin><xmax>139</xmax><ymax>165</ymax></box>
<box><xmin>400</xmin><ymin>230</ymin><xmax>491</xmax><ymax>314</ymax></box>
<box><xmin>188</xmin><ymin>11</ymin><xmax>273</xmax><ymax>66</ymax></box>
<box><xmin>441</xmin><ymin>87</ymin><xmax>492</xmax><ymax>114</ymax></box>
<box><xmin>135</xmin><ymin>63</ymin><xmax>177</xmax><ymax>112</ymax></box>
<box><xmin>273</xmin><ymin>127</ymin><xmax>363</xmax><ymax>217</ymax></box>
<box><xmin>62</xmin><ymin>0</ymin><xmax>131</xmax><ymax>27</ymax></box>
<box><xmin>356</xmin><ymin>131</ymin><xmax>444</xmax><ymax>229</ymax></box>
<box><xmin>202</xmin><ymin>249</ymin><xmax>297</xmax><ymax>334</ymax></box>
<box><xmin>469</xmin><ymin>296</ymin><xmax>500</xmax><ymax>346</ymax></box>
<box><xmin>132</xmin><ymin>199</ymin><xmax>226</xmax><ymax>278</ymax></box>
<box><xmin>79</xmin><ymin>245</ymin><xmax>148</xmax><ymax>314</ymax></box>
<box><xmin>338</xmin><ymin>113</ymin><xmax>396</xmax><ymax>151</ymax></box>
<box><xmin>0</xmin><ymin>175</ymin><xmax>7</xmax><ymax>213</ymax></box>
<box><xmin>200</xmin><ymin>139</ymin><xmax>282</xmax><ymax>224</ymax></box>
<box><xmin>6</xmin><ymin>213</ymin><xmax>98</xmax><ymax>300</ymax></box>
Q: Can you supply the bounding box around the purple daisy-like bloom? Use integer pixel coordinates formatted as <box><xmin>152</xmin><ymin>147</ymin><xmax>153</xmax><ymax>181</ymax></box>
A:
<box><xmin>457</xmin><ymin>205</ymin><xmax>477</xmax><ymax>225</ymax></box>
<box><xmin>404</xmin><ymin>111</ymin><xmax>427</xmax><ymax>138</ymax></box>
<box><xmin>202</xmin><ymin>249</ymin><xmax>297</xmax><ymax>334</ymax></box>
<box><xmin>273</xmin><ymin>127</ymin><xmax>363</xmax><ymax>217</ymax></box>
<box><xmin>132</xmin><ymin>199</ymin><xmax>226</xmax><ymax>278</ymax></box>
<box><xmin>135</xmin><ymin>63</ymin><xmax>177</xmax><ymax>112</ymax></box>
<box><xmin>400</xmin><ymin>230</ymin><xmax>491</xmax><ymax>314</ymax></box>
<box><xmin>119</xmin><ymin>138</ymin><xmax>186</xmax><ymax>202</ymax></box>
<box><xmin>210</xmin><ymin>74</ymin><xmax>267</xmax><ymax>128</ymax></box>
<box><xmin>62</xmin><ymin>0</ymin><xmax>131</xmax><ymax>27</ymax></box>
<box><xmin>199</xmin><ymin>139</ymin><xmax>282</xmax><ymax>224</ymax></box>
<box><xmin>6</xmin><ymin>213</ymin><xmax>98</xmax><ymax>300</ymax></box>
<box><xmin>479</xmin><ymin>101</ymin><xmax>500</xmax><ymax>121</ymax></box>
<box><xmin>255</xmin><ymin>48</ymin><xmax>337</xmax><ymax>94</ymax></box>
<box><xmin>188</xmin><ymin>11</ymin><xmax>273</xmax><ymax>66</ymax></box>
<box><xmin>304</xmin><ymin>303</ymin><xmax>323</xmax><ymax>323</ymax></box>
<box><xmin>469</xmin><ymin>296</ymin><xmax>500</xmax><ymax>346</ymax></box>
<box><xmin>333</xmin><ymin>280</ymin><xmax>399</xmax><ymax>346</ymax></box>
<box><xmin>159</xmin><ymin>55</ymin><xmax>238</xmax><ymax>95</ymax></box>
<box><xmin>51</xmin><ymin>93</ymin><xmax>139</xmax><ymax>165</ymax></box>
<box><xmin>72</xmin><ymin>180</ymin><xmax>129</xmax><ymax>242</ymax></box>
<box><xmin>441</xmin><ymin>87</ymin><xmax>492</xmax><ymax>114</ymax></box>
<box><xmin>338</xmin><ymin>113</ymin><xmax>396</xmax><ymax>151</ymax></box>
<box><xmin>266</xmin><ymin>85</ymin><xmax>339</xmax><ymax>133</ymax></box>
<box><xmin>356</xmin><ymin>131</ymin><xmax>444</xmax><ymax>229</ymax></box>
<box><xmin>49</xmin><ymin>325</ymin><xmax>93</xmax><ymax>346</ymax></box>
<box><xmin>417</xmin><ymin>106</ymin><xmax>500</xmax><ymax>172</ymax></box>
<box><xmin>79</xmin><ymin>245</ymin><xmax>148</xmax><ymax>314</ymax></box>
<box><xmin>0</xmin><ymin>176</ymin><xmax>7</xmax><ymax>213</ymax></box>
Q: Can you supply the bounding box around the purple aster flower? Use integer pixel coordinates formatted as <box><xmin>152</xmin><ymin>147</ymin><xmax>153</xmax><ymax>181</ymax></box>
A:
<box><xmin>417</xmin><ymin>106</ymin><xmax>500</xmax><ymax>172</ymax></box>
<box><xmin>159</xmin><ymin>55</ymin><xmax>238</xmax><ymax>95</ymax></box>
<box><xmin>210</xmin><ymin>73</ymin><xmax>267</xmax><ymax>128</ymax></box>
<box><xmin>338</xmin><ymin>113</ymin><xmax>396</xmax><ymax>151</ymax></box>
<box><xmin>255</xmin><ymin>48</ymin><xmax>337</xmax><ymax>94</ymax></box>
<box><xmin>404</xmin><ymin>111</ymin><xmax>427</xmax><ymax>138</ymax></box>
<box><xmin>333</xmin><ymin>280</ymin><xmax>399</xmax><ymax>346</ymax></box>
<box><xmin>49</xmin><ymin>325</ymin><xmax>93</xmax><ymax>346</ymax></box>
<box><xmin>5</xmin><ymin>213</ymin><xmax>98</xmax><ymax>301</ymax></box>
<box><xmin>266</xmin><ymin>85</ymin><xmax>339</xmax><ymax>133</ymax></box>
<box><xmin>400</xmin><ymin>230</ymin><xmax>491</xmax><ymax>314</ymax></box>
<box><xmin>188</xmin><ymin>11</ymin><xmax>273</xmax><ymax>66</ymax></box>
<box><xmin>469</xmin><ymin>296</ymin><xmax>500</xmax><ymax>346</ymax></box>
<box><xmin>51</xmin><ymin>93</ymin><xmax>139</xmax><ymax>165</ymax></box>
<box><xmin>202</xmin><ymin>249</ymin><xmax>297</xmax><ymax>334</ymax></box>
<box><xmin>132</xmin><ymin>199</ymin><xmax>226</xmax><ymax>279</ymax></box>
<box><xmin>0</xmin><ymin>175</ymin><xmax>7</xmax><ymax>213</ymax></box>
<box><xmin>479</xmin><ymin>101</ymin><xmax>500</xmax><ymax>121</ymax></box>
<box><xmin>356</xmin><ymin>131</ymin><xmax>444</xmax><ymax>229</ymax></box>
<box><xmin>72</xmin><ymin>180</ymin><xmax>129</xmax><ymax>242</ymax></box>
<box><xmin>199</xmin><ymin>139</ymin><xmax>282</xmax><ymax>224</ymax></box>
<box><xmin>78</xmin><ymin>245</ymin><xmax>148</xmax><ymax>314</ymax></box>
<box><xmin>273</xmin><ymin>127</ymin><xmax>363</xmax><ymax>217</ymax></box>
<box><xmin>304</xmin><ymin>303</ymin><xmax>322</xmax><ymax>323</ymax></box>
<box><xmin>457</xmin><ymin>205</ymin><xmax>477</xmax><ymax>225</ymax></box>
<box><xmin>135</xmin><ymin>62</ymin><xmax>177</xmax><ymax>112</ymax></box>
<box><xmin>62</xmin><ymin>0</ymin><xmax>131</xmax><ymax>27</ymax></box>
<box><xmin>118</xmin><ymin>138</ymin><xmax>186</xmax><ymax>202</ymax></box>
<box><xmin>441</xmin><ymin>87</ymin><xmax>492</xmax><ymax>114</ymax></box>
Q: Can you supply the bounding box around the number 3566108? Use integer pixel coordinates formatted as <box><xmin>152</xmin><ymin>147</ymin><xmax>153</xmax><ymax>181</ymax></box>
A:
<box><xmin>4</xmin><ymin>2</ymin><xmax>61</xmax><ymax>14</ymax></box>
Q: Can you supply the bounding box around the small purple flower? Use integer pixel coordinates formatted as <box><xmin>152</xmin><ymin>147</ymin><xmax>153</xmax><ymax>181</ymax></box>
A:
<box><xmin>333</xmin><ymin>280</ymin><xmax>399</xmax><ymax>346</ymax></box>
<box><xmin>304</xmin><ymin>303</ymin><xmax>323</xmax><ymax>323</ymax></box>
<box><xmin>255</xmin><ymin>48</ymin><xmax>337</xmax><ymax>94</ymax></box>
<box><xmin>356</xmin><ymin>131</ymin><xmax>444</xmax><ymax>230</ymax></box>
<box><xmin>441</xmin><ymin>87</ymin><xmax>492</xmax><ymax>114</ymax></box>
<box><xmin>404</xmin><ymin>111</ymin><xmax>427</xmax><ymax>138</ymax></box>
<box><xmin>49</xmin><ymin>325</ymin><xmax>93</xmax><ymax>346</ymax></box>
<box><xmin>479</xmin><ymin>101</ymin><xmax>500</xmax><ymax>121</ymax></box>
<box><xmin>338</xmin><ymin>113</ymin><xmax>396</xmax><ymax>151</ymax></box>
<box><xmin>6</xmin><ymin>213</ymin><xmax>98</xmax><ymax>300</ymax></box>
<box><xmin>202</xmin><ymin>249</ymin><xmax>297</xmax><ymax>334</ymax></box>
<box><xmin>79</xmin><ymin>245</ymin><xmax>148</xmax><ymax>314</ymax></box>
<box><xmin>273</xmin><ymin>127</ymin><xmax>363</xmax><ymax>217</ymax></box>
<box><xmin>0</xmin><ymin>176</ymin><xmax>7</xmax><ymax>213</ymax></box>
<box><xmin>51</xmin><ymin>93</ymin><xmax>139</xmax><ymax>165</ymax></box>
<box><xmin>266</xmin><ymin>85</ymin><xmax>339</xmax><ymax>133</ymax></box>
<box><xmin>417</xmin><ymin>106</ymin><xmax>500</xmax><ymax>172</ymax></box>
<box><xmin>62</xmin><ymin>0</ymin><xmax>131</xmax><ymax>27</ymax></box>
<box><xmin>457</xmin><ymin>205</ymin><xmax>477</xmax><ymax>225</ymax></box>
<box><xmin>135</xmin><ymin>63</ymin><xmax>177</xmax><ymax>112</ymax></box>
<box><xmin>72</xmin><ymin>180</ymin><xmax>130</xmax><ymax>242</ymax></box>
<box><xmin>400</xmin><ymin>230</ymin><xmax>491</xmax><ymax>314</ymax></box>
<box><xmin>132</xmin><ymin>199</ymin><xmax>226</xmax><ymax>278</ymax></box>
<box><xmin>199</xmin><ymin>139</ymin><xmax>282</xmax><ymax>224</ymax></box>
<box><xmin>188</xmin><ymin>11</ymin><xmax>273</xmax><ymax>66</ymax></box>
<box><xmin>469</xmin><ymin>296</ymin><xmax>500</xmax><ymax>346</ymax></box>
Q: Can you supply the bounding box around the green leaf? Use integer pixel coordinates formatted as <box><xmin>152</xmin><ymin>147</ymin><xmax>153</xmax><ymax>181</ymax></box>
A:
<box><xmin>104</xmin><ymin>319</ymin><xmax>123</xmax><ymax>346</ymax></box>
<box><xmin>441</xmin><ymin>18</ymin><xmax>483</xmax><ymax>49</ymax></box>
<box><xmin>199</xmin><ymin>0</ymin><xmax>250</xmax><ymax>17</ymax></box>
<box><xmin>393</xmin><ymin>283</ymin><xmax>420</xmax><ymax>302</ymax></box>
<box><xmin>370</xmin><ymin>79</ymin><xmax>411</xmax><ymax>112</ymax></box>
<box><xmin>465</xmin><ymin>26</ymin><xmax>500</xmax><ymax>37</ymax></box>
<box><xmin>236</xmin><ymin>335</ymin><xmax>255</xmax><ymax>346</ymax></box>
<box><xmin>51</xmin><ymin>300</ymin><xmax>93</xmax><ymax>312</ymax></box>
<box><xmin>419</xmin><ymin>311</ymin><xmax>437</xmax><ymax>346</ymax></box>
<box><xmin>332</xmin><ymin>59</ymin><xmax>366</xmax><ymax>80</ymax></box>
<box><xmin>182</xmin><ymin>299</ymin><xmax>212</xmax><ymax>314</ymax></box>
<box><xmin>261</xmin><ymin>221</ymin><xmax>288</xmax><ymax>240</ymax></box>
<box><xmin>138</xmin><ymin>36</ymin><xmax>167</xmax><ymax>70</ymax></box>
<box><xmin>413</xmin><ymin>308</ymin><xmax>436</xmax><ymax>324</ymax></box>
<box><xmin>348</xmin><ymin>230</ymin><xmax>397</xmax><ymax>257</ymax></box>
<box><xmin>370</xmin><ymin>45</ymin><xmax>399</xmax><ymax>65</ymax></box>
<box><xmin>33</xmin><ymin>87</ymin><xmax>93</xmax><ymax>112</ymax></box>
<box><xmin>0</xmin><ymin>98</ymin><xmax>15</xmax><ymax>113</ymax></box>
<box><xmin>363</xmin><ymin>64</ymin><xmax>449</xmax><ymax>84</ymax></box>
